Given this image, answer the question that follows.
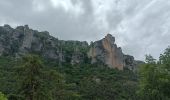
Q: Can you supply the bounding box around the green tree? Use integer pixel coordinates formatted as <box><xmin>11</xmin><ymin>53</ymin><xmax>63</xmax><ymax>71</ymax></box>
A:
<box><xmin>138</xmin><ymin>50</ymin><xmax>170</xmax><ymax>100</ymax></box>
<box><xmin>45</xmin><ymin>70</ymin><xmax>65</xmax><ymax>99</ymax></box>
<box><xmin>145</xmin><ymin>54</ymin><xmax>156</xmax><ymax>64</ymax></box>
<box><xmin>159</xmin><ymin>46</ymin><xmax>170</xmax><ymax>68</ymax></box>
<box><xmin>16</xmin><ymin>54</ymin><xmax>74</xmax><ymax>100</ymax></box>
<box><xmin>158</xmin><ymin>47</ymin><xmax>170</xmax><ymax>97</ymax></box>
<box><xmin>17</xmin><ymin>55</ymin><xmax>48</xmax><ymax>100</ymax></box>
<box><xmin>0</xmin><ymin>92</ymin><xmax>8</xmax><ymax>100</ymax></box>
<box><xmin>138</xmin><ymin>64</ymin><xmax>159</xmax><ymax>100</ymax></box>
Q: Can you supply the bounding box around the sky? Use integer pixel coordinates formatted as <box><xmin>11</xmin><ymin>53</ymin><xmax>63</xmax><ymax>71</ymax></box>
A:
<box><xmin>0</xmin><ymin>0</ymin><xmax>170</xmax><ymax>60</ymax></box>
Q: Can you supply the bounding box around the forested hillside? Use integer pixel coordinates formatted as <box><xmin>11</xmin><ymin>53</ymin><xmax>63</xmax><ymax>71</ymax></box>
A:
<box><xmin>0</xmin><ymin>25</ymin><xmax>169</xmax><ymax>100</ymax></box>
<box><xmin>0</xmin><ymin>25</ymin><xmax>139</xmax><ymax>71</ymax></box>
<box><xmin>0</xmin><ymin>55</ymin><xmax>138</xmax><ymax>100</ymax></box>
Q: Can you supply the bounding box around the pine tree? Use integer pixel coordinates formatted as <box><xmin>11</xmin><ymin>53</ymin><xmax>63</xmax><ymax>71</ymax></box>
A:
<box><xmin>17</xmin><ymin>55</ymin><xmax>47</xmax><ymax>100</ymax></box>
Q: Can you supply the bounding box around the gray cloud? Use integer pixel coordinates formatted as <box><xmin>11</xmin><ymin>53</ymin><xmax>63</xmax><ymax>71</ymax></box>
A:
<box><xmin>0</xmin><ymin>0</ymin><xmax>170</xmax><ymax>60</ymax></box>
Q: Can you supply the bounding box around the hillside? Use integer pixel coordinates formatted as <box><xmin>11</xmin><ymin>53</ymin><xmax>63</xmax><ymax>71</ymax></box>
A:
<box><xmin>0</xmin><ymin>0</ymin><xmax>170</xmax><ymax>99</ymax></box>
<box><xmin>0</xmin><ymin>24</ymin><xmax>142</xmax><ymax>100</ymax></box>
<box><xmin>0</xmin><ymin>24</ymin><xmax>141</xmax><ymax>71</ymax></box>
<box><xmin>0</xmin><ymin>24</ymin><xmax>169</xmax><ymax>100</ymax></box>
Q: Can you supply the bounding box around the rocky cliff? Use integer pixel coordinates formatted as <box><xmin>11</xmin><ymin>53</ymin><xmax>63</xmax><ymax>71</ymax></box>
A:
<box><xmin>88</xmin><ymin>34</ymin><xmax>137</xmax><ymax>70</ymax></box>
<box><xmin>0</xmin><ymin>24</ymin><xmax>138</xmax><ymax>70</ymax></box>
<box><xmin>0</xmin><ymin>24</ymin><xmax>89</xmax><ymax>63</ymax></box>
<box><xmin>88</xmin><ymin>34</ymin><xmax>124</xmax><ymax>70</ymax></box>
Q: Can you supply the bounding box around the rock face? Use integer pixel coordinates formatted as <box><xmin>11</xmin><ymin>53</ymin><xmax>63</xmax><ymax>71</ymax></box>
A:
<box><xmin>0</xmin><ymin>24</ymin><xmax>138</xmax><ymax>70</ymax></box>
<box><xmin>88</xmin><ymin>34</ymin><xmax>139</xmax><ymax>70</ymax></box>
<box><xmin>88</xmin><ymin>34</ymin><xmax>124</xmax><ymax>70</ymax></box>
<box><xmin>0</xmin><ymin>24</ymin><xmax>88</xmax><ymax>64</ymax></box>
<box><xmin>123</xmin><ymin>55</ymin><xmax>135</xmax><ymax>70</ymax></box>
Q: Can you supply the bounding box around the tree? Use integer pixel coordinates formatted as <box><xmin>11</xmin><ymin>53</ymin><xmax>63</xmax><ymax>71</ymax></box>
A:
<box><xmin>145</xmin><ymin>54</ymin><xmax>156</xmax><ymax>64</ymax></box>
<box><xmin>159</xmin><ymin>46</ymin><xmax>170</xmax><ymax>68</ymax></box>
<box><xmin>45</xmin><ymin>70</ymin><xmax>65</xmax><ymax>99</ymax></box>
<box><xmin>138</xmin><ymin>64</ymin><xmax>159</xmax><ymax>100</ymax></box>
<box><xmin>17</xmin><ymin>55</ymin><xmax>48</xmax><ymax>100</ymax></box>
<box><xmin>158</xmin><ymin>47</ymin><xmax>170</xmax><ymax>97</ymax></box>
<box><xmin>138</xmin><ymin>48</ymin><xmax>170</xmax><ymax>100</ymax></box>
<box><xmin>16</xmin><ymin>54</ymin><xmax>73</xmax><ymax>100</ymax></box>
<box><xmin>0</xmin><ymin>92</ymin><xmax>8</xmax><ymax>100</ymax></box>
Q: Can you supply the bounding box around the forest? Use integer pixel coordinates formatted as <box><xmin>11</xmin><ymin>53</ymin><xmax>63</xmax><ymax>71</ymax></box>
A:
<box><xmin>0</xmin><ymin>46</ymin><xmax>170</xmax><ymax>100</ymax></box>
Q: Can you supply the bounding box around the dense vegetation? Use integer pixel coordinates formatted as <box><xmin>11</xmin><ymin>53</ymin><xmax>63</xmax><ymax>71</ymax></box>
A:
<box><xmin>0</xmin><ymin>47</ymin><xmax>170</xmax><ymax>100</ymax></box>
<box><xmin>0</xmin><ymin>56</ymin><xmax>137</xmax><ymax>100</ymax></box>
<box><xmin>137</xmin><ymin>47</ymin><xmax>170</xmax><ymax>100</ymax></box>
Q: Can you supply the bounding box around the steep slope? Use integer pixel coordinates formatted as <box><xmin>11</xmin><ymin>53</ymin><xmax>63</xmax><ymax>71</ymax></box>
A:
<box><xmin>88</xmin><ymin>34</ymin><xmax>138</xmax><ymax>70</ymax></box>
<box><xmin>88</xmin><ymin>34</ymin><xmax>124</xmax><ymax>70</ymax></box>
<box><xmin>0</xmin><ymin>24</ymin><xmax>89</xmax><ymax>64</ymax></box>
<box><xmin>0</xmin><ymin>24</ymin><xmax>138</xmax><ymax>70</ymax></box>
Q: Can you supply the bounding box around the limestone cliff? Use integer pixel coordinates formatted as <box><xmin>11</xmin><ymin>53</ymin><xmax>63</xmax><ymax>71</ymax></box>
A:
<box><xmin>0</xmin><ymin>24</ymin><xmax>138</xmax><ymax>70</ymax></box>
<box><xmin>88</xmin><ymin>34</ymin><xmax>124</xmax><ymax>70</ymax></box>
<box><xmin>0</xmin><ymin>24</ymin><xmax>88</xmax><ymax>64</ymax></box>
<box><xmin>88</xmin><ymin>34</ymin><xmax>137</xmax><ymax>70</ymax></box>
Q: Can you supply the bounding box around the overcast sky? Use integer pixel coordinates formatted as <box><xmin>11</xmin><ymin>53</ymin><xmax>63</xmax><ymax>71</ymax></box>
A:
<box><xmin>0</xmin><ymin>0</ymin><xmax>170</xmax><ymax>60</ymax></box>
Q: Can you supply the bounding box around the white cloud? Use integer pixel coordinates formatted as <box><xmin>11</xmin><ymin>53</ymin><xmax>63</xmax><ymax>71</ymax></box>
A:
<box><xmin>50</xmin><ymin>0</ymin><xmax>84</xmax><ymax>16</ymax></box>
<box><xmin>32</xmin><ymin>0</ymin><xmax>46</xmax><ymax>12</ymax></box>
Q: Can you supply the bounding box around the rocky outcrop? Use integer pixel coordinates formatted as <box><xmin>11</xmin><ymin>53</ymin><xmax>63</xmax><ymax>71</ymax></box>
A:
<box><xmin>88</xmin><ymin>34</ymin><xmax>137</xmax><ymax>70</ymax></box>
<box><xmin>123</xmin><ymin>55</ymin><xmax>135</xmax><ymax>70</ymax></box>
<box><xmin>0</xmin><ymin>24</ymin><xmax>88</xmax><ymax>64</ymax></box>
<box><xmin>0</xmin><ymin>24</ymin><xmax>139</xmax><ymax>70</ymax></box>
<box><xmin>88</xmin><ymin>34</ymin><xmax>124</xmax><ymax>70</ymax></box>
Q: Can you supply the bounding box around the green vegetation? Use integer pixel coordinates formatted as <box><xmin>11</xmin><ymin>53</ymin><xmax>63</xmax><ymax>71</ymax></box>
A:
<box><xmin>0</xmin><ymin>92</ymin><xmax>8</xmax><ymax>100</ymax></box>
<box><xmin>0</xmin><ymin>47</ymin><xmax>170</xmax><ymax>100</ymax></box>
<box><xmin>0</xmin><ymin>55</ymin><xmax>137</xmax><ymax>100</ymax></box>
<box><xmin>137</xmin><ymin>47</ymin><xmax>170</xmax><ymax>100</ymax></box>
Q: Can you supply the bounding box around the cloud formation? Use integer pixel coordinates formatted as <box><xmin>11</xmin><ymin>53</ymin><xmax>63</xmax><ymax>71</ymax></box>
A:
<box><xmin>0</xmin><ymin>0</ymin><xmax>170</xmax><ymax>60</ymax></box>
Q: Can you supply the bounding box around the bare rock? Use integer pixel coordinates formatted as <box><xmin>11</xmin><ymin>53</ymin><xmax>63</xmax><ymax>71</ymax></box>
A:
<box><xmin>88</xmin><ymin>34</ymin><xmax>124</xmax><ymax>70</ymax></box>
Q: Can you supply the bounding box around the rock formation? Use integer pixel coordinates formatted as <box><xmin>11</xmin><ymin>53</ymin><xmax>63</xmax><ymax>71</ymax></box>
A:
<box><xmin>0</xmin><ymin>24</ymin><xmax>139</xmax><ymax>70</ymax></box>
<box><xmin>88</xmin><ymin>34</ymin><xmax>124</xmax><ymax>70</ymax></box>
<box><xmin>88</xmin><ymin>34</ymin><xmax>139</xmax><ymax>70</ymax></box>
<box><xmin>0</xmin><ymin>24</ymin><xmax>88</xmax><ymax>63</ymax></box>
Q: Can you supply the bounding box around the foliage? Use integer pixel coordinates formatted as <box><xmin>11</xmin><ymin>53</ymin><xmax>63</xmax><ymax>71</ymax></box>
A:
<box><xmin>138</xmin><ymin>47</ymin><xmax>170</xmax><ymax>100</ymax></box>
<box><xmin>17</xmin><ymin>55</ymin><xmax>48</xmax><ymax>100</ymax></box>
<box><xmin>159</xmin><ymin>46</ymin><xmax>170</xmax><ymax>68</ymax></box>
<box><xmin>0</xmin><ymin>54</ymin><xmax>138</xmax><ymax>100</ymax></box>
<box><xmin>145</xmin><ymin>54</ymin><xmax>156</xmax><ymax>64</ymax></box>
<box><xmin>56</xmin><ymin>64</ymin><xmax>138</xmax><ymax>100</ymax></box>
<box><xmin>0</xmin><ymin>92</ymin><xmax>8</xmax><ymax>100</ymax></box>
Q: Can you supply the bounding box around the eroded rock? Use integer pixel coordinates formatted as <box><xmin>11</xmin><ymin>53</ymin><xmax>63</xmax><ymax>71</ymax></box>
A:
<box><xmin>88</xmin><ymin>34</ymin><xmax>124</xmax><ymax>70</ymax></box>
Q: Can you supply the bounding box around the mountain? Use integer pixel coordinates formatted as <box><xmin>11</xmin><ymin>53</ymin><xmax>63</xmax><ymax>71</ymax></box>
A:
<box><xmin>0</xmin><ymin>24</ymin><xmax>141</xmax><ymax>70</ymax></box>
